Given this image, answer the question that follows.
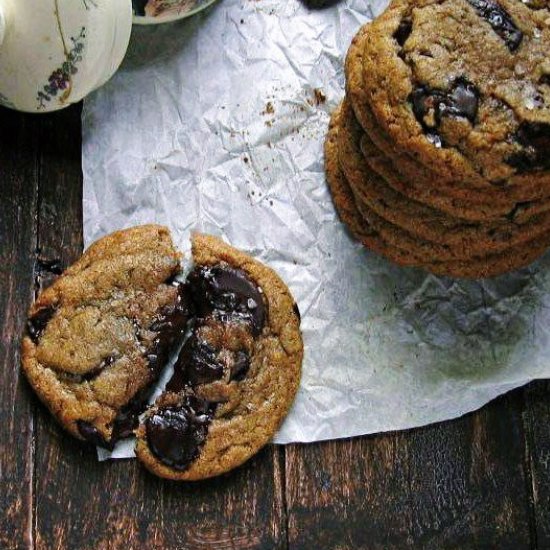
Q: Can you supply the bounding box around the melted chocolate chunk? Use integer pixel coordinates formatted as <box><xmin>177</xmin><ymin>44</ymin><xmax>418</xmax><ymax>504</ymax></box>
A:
<box><xmin>145</xmin><ymin>397</ymin><xmax>214</xmax><ymax>471</ymax></box>
<box><xmin>77</xmin><ymin>420</ymin><xmax>114</xmax><ymax>451</ymax></box>
<box><xmin>412</xmin><ymin>79</ymin><xmax>478</xmax><ymax>125</ymax></box>
<box><xmin>27</xmin><ymin>307</ymin><xmax>56</xmax><ymax>344</ymax></box>
<box><xmin>37</xmin><ymin>257</ymin><xmax>64</xmax><ymax>275</ymax></box>
<box><xmin>466</xmin><ymin>0</ymin><xmax>523</xmax><ymax>52</ymax></box>
<box><xmin>507</xmin><ymin>122</ymin><xmax>550</xmax><ymax>172</ymax></box>
<box><xmin>146</xmin><ymin>282</ymin><xmax>192</xmax><ymax>377</ymax></box>
<box><xmin>188</xmin><ymin>265</ymin><xmax>266</xmax><ymax>335</ymax></box>
<box><xmin>394</xmin><ymin>19</ymin><xmax>412</xmax><ymax>47</ymax></box>
<box><xmin>111</xmin><ymin>386</ymin><xmax>153</xmax><ymax>441</ymax></box>
<box><xmin>149</xmin><ymin>282</ymin><xmax>191</xmax><ymax>341</ymax></box>
<box><xmin>231</xmin><ymin>350</ymin><xmax>251</xmax><ymax>382</ymax></box>
<box><xmin>299</xmin><ymin>0</ymin><xmax>342</xmax><ymax>9</ymax></box>
<box><xmin>447</xmin><ymin>79</ymin><xmax>479</xmax><ymax>122</ymax></box>
<box><xmin>293</xmin><ymin>302</ymin><xmax>301</xmax><ymax>323</ymax></box>
<box><xmin>171</xmin><ymin>336</ymin><xmax>224</xmax><ymax>388</ymax></box>
<box><xmin>411</xmin><ymin>78</ymin><xmax>479</xmax><ymax>144</ymax></box>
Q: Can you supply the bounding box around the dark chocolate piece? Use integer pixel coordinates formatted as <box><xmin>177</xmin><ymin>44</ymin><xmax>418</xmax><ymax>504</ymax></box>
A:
<box><xmin>111</xmin><ymin>386</ymin><xmax>153</xmax><ymax>441</ymax></box>
<box><xmin>507</xmin><ymin>122</ymin><xmax>550</xmax><ymax>172</ymax></box>
<box><xmin>147</xmin><ymin>282</ymin><xmax>192</xmax><ymax>377</ymax></box>
<box><xmin>231</xmin><ymin>350</ymin><xmax>251</xmax><ymax>382</ymax></box>
<box><xmin>149</xmin><ymin>282</ymin><xmax>191</xmax><ymax>341</ymax></box>
<box><xmin>466</xmin><ymin>0</ymin><xmax>523</xmax><ymax>52</ymax></box>
<box><xmin>145</xmin><ymin>397</ymin><xmax>214</xmax><ymax>471</ymax></box>
<box><xmin>26</xmin><ymin>307</ymin><xmax>56</xmax><ymax>344</ymax></box>
<box><xmin>37</xmin><ymin>257</ymin><xmax>64</xmax><ymax>275</ymax></box>
<box><xmin>299</xmin><ymin>0</ymin><xmax>342</xmax><ymax>9</ymax></box>
<box><xmin>412</xmin><ymin>78</ymin><xmax>479</xmax><ymax>127</ymax></box>
<box><xmin>447</xmin><ymin>79</ymin><xmax>479</xmax><ymax>122</ymax></box>
<box><xmin>394</xmin><ymin>19</ymin><xmax>412</xmax><ymax>46</ymax></box>
<box><xmin>292</xmin><ymin>302</ymin><xmax>301</xmax><ymax>323</ymax></box>
<box><xmin>171</xmin><ymin>336</ymin><xmax>224</xmax><ymax>388</ymax></box>
<box><xmin>77</xmin><ymin>420</ymin><xmax>114</xmax><ymax>451</ymax></box>
<box><xmin>188</xmin><ymin>265</ymin><xmax>266</xmax><ymax>335</ymax></box>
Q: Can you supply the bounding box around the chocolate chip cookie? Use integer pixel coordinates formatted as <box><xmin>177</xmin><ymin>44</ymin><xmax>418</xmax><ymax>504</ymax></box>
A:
<box><xmin>361</xmin><ymin>0</ymin><xmax>550</xmax><ymax>189</ymax></box>
<box><xmin>347</xmin><ymin>21</ymin><xmax>550</xmax><ymax>220</ymax></box>
<box><xmin>22</xmin><ymin>226</ymin><xmax>303</xmax><ymax>480</ymax></box>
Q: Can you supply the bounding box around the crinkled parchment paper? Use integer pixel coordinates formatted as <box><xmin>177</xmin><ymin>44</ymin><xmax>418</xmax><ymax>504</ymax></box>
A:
<box><xmin>82</xmin><ymin>0</ymin><xmax>550</xmax><ymax>459</ymax></box>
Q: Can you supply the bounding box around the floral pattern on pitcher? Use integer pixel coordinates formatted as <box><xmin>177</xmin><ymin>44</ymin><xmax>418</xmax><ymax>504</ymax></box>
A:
<box><xmin>37</xmin><ymin>27</ymin><xmax>86</xmax><ymax>109</ymax></box>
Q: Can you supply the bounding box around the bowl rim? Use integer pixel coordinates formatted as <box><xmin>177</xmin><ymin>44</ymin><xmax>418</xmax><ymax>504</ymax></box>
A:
<box><xmin>132</xmin><ymin>0</ymin><xmax>219</xmax><ymax>25</ymax></box>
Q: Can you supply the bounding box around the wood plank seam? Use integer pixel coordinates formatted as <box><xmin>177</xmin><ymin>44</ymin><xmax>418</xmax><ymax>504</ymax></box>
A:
<box><xmin>279</xmin><ymin>447</ymin><xmax>290</xmax><ymax>550</ymax></box>
<box><xmin>522</xmin><ymin>388</ymin><xmax>542</xmax><ymax>550</ymax></box>
<box><xmin>30</xmin><ymin>136</ymin><xmax>48</xmax><ymax>550</ymax></box>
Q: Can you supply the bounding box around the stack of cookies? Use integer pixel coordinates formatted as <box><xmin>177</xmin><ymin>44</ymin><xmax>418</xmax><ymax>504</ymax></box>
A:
<box><xmin>325</xmin><ymin>0</ymin><xmax>550</xmax><ymax>278</ymax></box>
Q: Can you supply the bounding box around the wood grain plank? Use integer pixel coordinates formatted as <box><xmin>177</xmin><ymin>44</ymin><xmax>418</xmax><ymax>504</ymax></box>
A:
<box><xmin>286</xmin><ymin>389</ymin><xmax>533</xmax><ymax>549</ymax></box>
<box><xmin>0</xmin><ymin>107</ymin><xmax>41</xmax><ymax>550</ymax></box>
<box><xmin>407</xmin><ymin>390</ymin><xmax>532</xmax><ymax>549</ymax></box>
<box><xmin>32</xmin><ymin>105</ymin><xmax>286</xmax><ymax>550</ymax></box>
<box><xmin>286</xmin><ymin>434</ymin><xmax>412</xmax><ymax>549</ymax></box>
<box><xmin>524</xmin><ymin>380</ymin><xmax>550</xmax><ymax>549</ymax></box>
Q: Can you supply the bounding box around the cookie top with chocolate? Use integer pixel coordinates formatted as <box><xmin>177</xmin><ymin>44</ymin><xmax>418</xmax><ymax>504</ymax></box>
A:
<box><xmin>135</xmin><ymin>233</ymin><xmax>303</xmax><ymax>480</ymax></box>
<box><xmin>21</xmin><ymin>225</ymin><xmax>190</xmax><ymax>449</ymax></box>
<box><xmin>22</xmin><ymin>226</ymin><xmax>303</xmax><ymax>480</ymax></box>
<box><xmin>361</xmin><ymin>0</ymin><xmax>550</xmax><ymax>188</ymax></box>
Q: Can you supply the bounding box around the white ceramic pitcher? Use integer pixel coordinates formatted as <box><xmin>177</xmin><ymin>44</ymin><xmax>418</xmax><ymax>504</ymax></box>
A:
<box><xmin>0</xmin><ymin>0</ymin><xmax>133</xmax><ymax>113</ymax></box>
<box><xmin>0</xmin><ymin>0</ymin><xmax>219</xmax><ymax>113</ymax></box>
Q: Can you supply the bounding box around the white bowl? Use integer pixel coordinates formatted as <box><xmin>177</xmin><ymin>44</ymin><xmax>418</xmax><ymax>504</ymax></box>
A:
<box><xmin>132</xmin><ymin>0</ymin><xmax>219</xmax><ymax>25</ymax></box>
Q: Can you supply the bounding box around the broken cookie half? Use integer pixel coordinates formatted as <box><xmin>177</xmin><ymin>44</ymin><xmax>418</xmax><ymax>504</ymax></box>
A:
<box><xmin>21</xmin><ymin>225</ymin><xmax>303</xmax><ymax>480</ymax></box>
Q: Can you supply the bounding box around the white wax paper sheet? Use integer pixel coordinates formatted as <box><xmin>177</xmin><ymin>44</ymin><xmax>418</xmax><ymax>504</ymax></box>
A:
<box><xmin>82</xmin><ymin>0</ymin><xmax>550</xmax><ymax>459</ymax></box>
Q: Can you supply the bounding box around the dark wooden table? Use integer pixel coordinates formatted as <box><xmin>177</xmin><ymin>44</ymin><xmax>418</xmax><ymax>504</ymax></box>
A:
<box><xmin>2</xmin><ymin>104</ymin><xmax>550</xmax><ymax>550</ymax></box>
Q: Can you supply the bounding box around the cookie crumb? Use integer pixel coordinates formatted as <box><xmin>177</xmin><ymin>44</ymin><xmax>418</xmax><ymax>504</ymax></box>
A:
<box><xmin>313</xmin><ymin>88</ymin><xmax>326</xmax><ymax>105</ymax></box>
<box><xmin>261</xmin><ymin>101</ymin><xmax>275</xmax><ymax>116</ymax></box>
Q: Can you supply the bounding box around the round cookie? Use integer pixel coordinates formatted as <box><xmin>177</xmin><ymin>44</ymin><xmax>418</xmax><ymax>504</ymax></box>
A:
<box><xmin>21</xmin><ymin>225</ymin><xmax>190</xmax><ymax>449</ymax></box>
<box><xmin>135</xmin><ymin>233</ymin><xmax>303</xmax><ymax>480</ymax></box>
<box><xmin>338</xmin><ymin>98</ymin><xmax>550</xmax><ymax>259</ymax></box>
<box><xmin>346</xmin><ymin>22</ymin><xmax>550</xmax><ymax>218</ymax></box>
<box><xmin>361</xmin><ymin>0</ymin><xmax>550</xmax><ymax>190</ymax></box>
